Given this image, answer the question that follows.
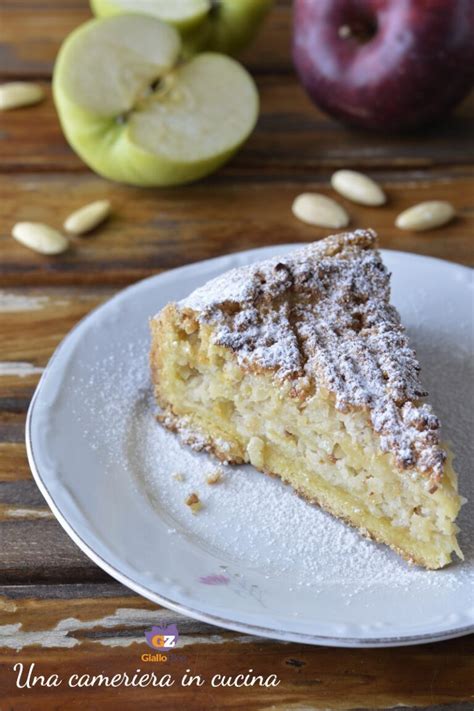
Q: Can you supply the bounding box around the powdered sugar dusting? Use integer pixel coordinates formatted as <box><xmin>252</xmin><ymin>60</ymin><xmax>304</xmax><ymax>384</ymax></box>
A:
<box><xmin>70</xmin><ymin>335</ymin><xmax>473</xmax><ymax>599</ymax></box>
<box><xmin>178</xmin><ymin>230</ymin><xmax>446</xmax><ymax>480</ymax></box>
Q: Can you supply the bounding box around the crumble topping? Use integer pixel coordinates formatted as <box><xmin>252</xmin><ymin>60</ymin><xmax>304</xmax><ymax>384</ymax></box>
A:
<box><xmin>176</xmin><ymin>230</ymin><xmax>446</xmax><ymax>480</ymax></box>
<box><xmin>185</xmin><ymin>492</ymin><xmax>202</xmax><ymax>513</ymax></box>
<box><xmin>207</xmin><ymin>468</ymin><xmax>224</xmax><ymax>485</ymax></box>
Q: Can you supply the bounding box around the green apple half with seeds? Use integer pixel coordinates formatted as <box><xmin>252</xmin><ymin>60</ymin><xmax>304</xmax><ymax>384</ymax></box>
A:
<box><xmin>53</xmin><ymin>14</ymin><xmax>258</xmax><ymax>186</ymax></box>
<box><xmin>89</xmin><ymin>0</ymin><xmax>273</xmax><ymax>56</ymax></box>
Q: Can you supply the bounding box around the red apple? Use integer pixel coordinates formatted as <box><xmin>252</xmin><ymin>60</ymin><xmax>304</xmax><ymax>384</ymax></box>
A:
<box><xmin>293</xmin><ymin>0</ymin><xmax>474</xmax><ymax>131</ymax></box>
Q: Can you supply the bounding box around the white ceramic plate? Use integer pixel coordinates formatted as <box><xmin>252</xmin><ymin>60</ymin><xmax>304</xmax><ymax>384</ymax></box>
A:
<box><xmin>27</xmin><ymin>246</ymin><xmax>474</xmax><ymax>647</ymax></box>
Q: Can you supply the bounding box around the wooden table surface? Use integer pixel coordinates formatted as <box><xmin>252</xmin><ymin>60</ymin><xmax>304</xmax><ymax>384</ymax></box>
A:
<box><xmin>1</xmin><ymin>1</ymin><xmax>473</xmax><ymax>709</ymax></box>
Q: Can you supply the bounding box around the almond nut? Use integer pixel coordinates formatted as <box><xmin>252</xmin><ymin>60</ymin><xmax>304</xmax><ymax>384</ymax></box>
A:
<box><xmin>292</xmin><ymin>193</ymin><xmax>349</xmax><ymax>228</ymax></box>
<box><xmin>331</xmin><ymin>170</ymin><xmax>386</xmax><ymax>206</ymax></box>
<box><xmin>395</xmin><ymin>201</ymin><xmax>455</xmax><ymax>232</ymax></box>
<box><xmin>12</xmin><ymin>222</ymin><xmax>69</xmax><ymax>255</ymax></box>
<box><xmin>0</xmin><ymin>82</ymin><xmax>45</xmax><ymax>111</ymax></box>
<box><xmin>64</xmin><ymin>200</ymin><xmax>111</xmax><ymax>235</ymax></box>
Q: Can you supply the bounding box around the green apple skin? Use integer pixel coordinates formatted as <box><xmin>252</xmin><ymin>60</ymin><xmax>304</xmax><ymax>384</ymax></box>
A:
<box><xmin>89</xmin><ymin>0</ymin><xmax>210</xmax><ymax>34</ymax></box>
<box><xmin>53</xmin><ymin>18</ymin><xmax>259</xmax><ymax>187</ymax></box>
<box><xmin>90</xmin><ymin>0</ymin><xmax>274</xmax><ymax>56</ymax></box>
<box><xmin>186</xmin><ymin>0</ymin><xmax>274</xmax><ymax>56</ymax></box>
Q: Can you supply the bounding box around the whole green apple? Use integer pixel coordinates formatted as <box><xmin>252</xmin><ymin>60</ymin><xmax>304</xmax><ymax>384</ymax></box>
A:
<box><xmin>90</xmin><ymin>0</ymin><xmax>273</xmax><ymax>56</ymax></box>
<box><xmin>53</xmin><ymin>15</ymin><xmax>259</xmax><ymax>187</ymax></box>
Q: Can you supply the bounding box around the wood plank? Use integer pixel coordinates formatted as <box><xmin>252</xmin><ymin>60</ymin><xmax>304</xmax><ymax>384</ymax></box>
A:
<box><xmin>1</xmin><ymin>172</ymin><xmax>472</xmax><ymax>288</ymax></box>
<box><xmin>0</xmin><ymin>519</ymin><xmax>110</xmax><ymax>583</ymax></box>
<box><xmin>0</xmin><ymin>411</ymin><xmax>25</xmax><ymax>444</ymax></box>
<box><xmin>1</xmin><ymin>1</ymin><xmax>291</xmax><ymax>79</ymax></box>
<box><xmin>0</xmin><ymin>287</ymin><xmax>114</xmax><ymax>410</ymax></box>
<box><xmin>1</xmin><ymin>80</ymin><xmax>474</xmax><ymax>174</ymax></box>
<box><xmin>1</xmin><ymin>582</ymin><xmax>133</xmax><ymax>599</ymax></box>
<box><xmin>0</xmin><ymin>479</ymin><xmax>45</xmax><ymax>509</ymax></box>
<box><xmin>0</xmin><ymin>287</ymin><xmax>113</xmax><ymax>364</ymax></box>
<box><xmin>0</xmin><ymin>590</ymin><xmax>473</xmax><ymax>709</ymax></box>
<box><xmin>0</xmin><ymin>443</ymin><xmax>31</xmax><ymax>482</ymax></box>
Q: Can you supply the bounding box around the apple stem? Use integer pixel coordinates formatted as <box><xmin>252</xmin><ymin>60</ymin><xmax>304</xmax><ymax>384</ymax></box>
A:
<box><xmin>209</xmin><ymin>0</ymin><xmax>220</xmax><ymax>18</ymax></box>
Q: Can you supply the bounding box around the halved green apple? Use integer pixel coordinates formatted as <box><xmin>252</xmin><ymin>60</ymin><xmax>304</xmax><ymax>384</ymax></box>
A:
<box><xmin>53</xmin><ymin>15</ymin><xmax>258</xmax><ymax>186</ymax></box>
<box><xmin>89</xmin><ymin>0</ymin><xmax>273</xmax><ymax>56</ymax></box>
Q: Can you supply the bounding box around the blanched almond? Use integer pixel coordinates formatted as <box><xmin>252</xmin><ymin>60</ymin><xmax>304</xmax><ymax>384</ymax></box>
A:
<box><xmin>0</xmin><ymin>82</ymin><xmax>45</xmax><ymax>111</ymax></box>
<box><xmin>395</xmin><ymin>201</ymin><xmax>455</xmax><ymax>231</ymax></box>
<box><xmin>331</xmin><ymin>170</ymin><xmax>386</xmax><ymax>206</ymax></box>
<box><xmin>12</xmin><ymin>222</ymin><xmax>69</xmax><ymax>255</ymax></box>
<box><xmin>64</xmin><ymin>200</ymin><xmax>111</xmax><ymax>235</ymax></box>
<box><xmin>292</xmin><ymin>193</ymin><xmax>349</xmax><ymax>228</ymax></box>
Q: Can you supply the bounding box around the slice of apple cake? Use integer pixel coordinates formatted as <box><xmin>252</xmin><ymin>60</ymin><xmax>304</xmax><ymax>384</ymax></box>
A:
<box><xmin>150</xmin><ymin>229</ymin><xmax>463</xmax><ymax>569</ymax></box>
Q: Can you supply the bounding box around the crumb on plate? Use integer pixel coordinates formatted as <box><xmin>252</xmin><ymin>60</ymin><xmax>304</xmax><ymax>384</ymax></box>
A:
<box><xmin>185</xmin><ymin>492</ymin><xmax>202</xmax><ymax>513</ymax></box>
